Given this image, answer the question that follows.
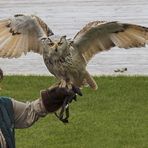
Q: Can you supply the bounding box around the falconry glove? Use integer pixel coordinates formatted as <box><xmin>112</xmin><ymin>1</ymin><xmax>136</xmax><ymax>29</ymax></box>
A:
<box><xmin>41</xmin><ymin>85</ymin><xmax>82</xmax><ymax>123</ymax></box>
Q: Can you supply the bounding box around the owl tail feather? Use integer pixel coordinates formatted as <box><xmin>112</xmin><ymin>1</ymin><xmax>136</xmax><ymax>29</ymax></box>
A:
<box><xmin>85</xmin><ymin>71</ymin><xmax>98</xmax><ymax>90</ymax></box>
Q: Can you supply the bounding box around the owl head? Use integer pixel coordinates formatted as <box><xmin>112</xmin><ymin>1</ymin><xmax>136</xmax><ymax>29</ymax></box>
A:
<box><xmin>41</xmin><ymin>35</ymin><xmax>72</xmax><ymax>58</ymax></box>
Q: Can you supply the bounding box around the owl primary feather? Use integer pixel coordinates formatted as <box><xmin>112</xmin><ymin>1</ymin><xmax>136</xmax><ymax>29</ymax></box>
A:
<box><xmin>0</xmin><ymin>14</ymin><xmax>148</xmax><ymax>89</ymax></box>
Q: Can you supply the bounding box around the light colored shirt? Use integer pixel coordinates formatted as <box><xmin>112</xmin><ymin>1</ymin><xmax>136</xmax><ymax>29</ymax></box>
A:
<box><xmin>0</xmin><ymin>98</ymin><xmax>48</xmax><ymax>148</ymax></box>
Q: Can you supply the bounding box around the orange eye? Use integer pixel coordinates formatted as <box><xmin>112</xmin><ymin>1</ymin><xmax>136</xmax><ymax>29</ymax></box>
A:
<box><xmin>48</xmin><ymin>42</ymin><xmax>54</xmax><ymax>46</ymax></box>
<box><xmin>58</xmin><ymin>42</ymin><xmax>63</xmax><ymax>46</ymax></box>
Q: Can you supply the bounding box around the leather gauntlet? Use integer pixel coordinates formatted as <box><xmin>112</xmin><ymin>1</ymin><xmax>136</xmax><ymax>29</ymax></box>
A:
<box><xmin>41</xmin><ymin>86</ymin><xmax>82</xmax><ymax>113</ymax></box>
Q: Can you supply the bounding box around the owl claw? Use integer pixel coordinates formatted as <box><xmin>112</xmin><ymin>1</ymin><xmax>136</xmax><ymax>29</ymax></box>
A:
<box><xmin>58</xmin><ymin>80</ymin><xmax>73</xmax><ymax>89</ymax></box>
<box><xmin>59</xmin><ymin>79</ymin><xmax>67</xmax><ymax>88</ymax></box>
<box><xmin>67</xmin><ymin>84</ymin><xmax>72</xmax><ymax>89</ymax></box>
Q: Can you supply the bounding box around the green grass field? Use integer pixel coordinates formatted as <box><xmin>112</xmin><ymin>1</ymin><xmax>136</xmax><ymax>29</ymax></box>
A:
<box><xmin>0</xmin><ymin>76</ymin><xmax>148</xmax><ymax>148</ymax></box>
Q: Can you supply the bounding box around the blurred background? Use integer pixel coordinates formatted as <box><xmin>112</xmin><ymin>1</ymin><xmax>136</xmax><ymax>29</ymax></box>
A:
<box><xmin>0</xmin><ymin>0</ymin><xmax>148</xmax><ymax>75</ymax></box>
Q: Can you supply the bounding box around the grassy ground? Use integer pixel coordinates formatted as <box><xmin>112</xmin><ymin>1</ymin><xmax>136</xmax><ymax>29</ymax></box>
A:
<box><xmin>0</xmin><ymin>76</ymin><xmax>148</xmax><ymax>148</ymax></box>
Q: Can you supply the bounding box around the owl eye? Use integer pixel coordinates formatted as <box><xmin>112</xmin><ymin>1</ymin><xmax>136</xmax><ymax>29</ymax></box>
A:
<box><xmin>48</xmin><ymin>42</ymin><xmax>54</xmax><ymax>47</ymax></box>
<box><xmin>58</xmin><ymin>42</ymin><xmax>63</xmax><ymax>46</ymax></box>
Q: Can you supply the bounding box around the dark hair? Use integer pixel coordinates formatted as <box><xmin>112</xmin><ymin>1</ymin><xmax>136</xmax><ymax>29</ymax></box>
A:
<box><xmin>0</xmin><ymin>68</ymin><xmax>3</xmax><ymax>81</ymax></box>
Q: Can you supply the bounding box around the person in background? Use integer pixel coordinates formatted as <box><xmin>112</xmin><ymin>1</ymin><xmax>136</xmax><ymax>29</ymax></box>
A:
<box><xmin>0</xmin><ymin>68</ymin><xmax>3</xmax><ymax>80</ymax></box>
<box><xmin>0</xmin><ymin>68</ymin><xmax>3</xmax><ymax>90</ymax></box>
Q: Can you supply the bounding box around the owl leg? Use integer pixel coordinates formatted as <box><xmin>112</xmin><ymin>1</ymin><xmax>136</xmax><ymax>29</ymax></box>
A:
<box><xmin>66</xmin><ymin>81</ymin><xmax>72</xmax><ymax>89</ymax></box>
<box><xmin>59</xmin><ymin>79</ymin><xmax>67</xmax><ymax>88</ymax></box>
<box><xmin>48</xmin><ymin>82</ymin><xmax>59</xmax><ymax>89</ymax></box>
<box><xmin>48</xmin><ymin>80</ymin><xmax>66</xmax><ymax>90</ymax></box>
<box><xmin>59</xmin><ymin>79</ymin><xmax>72</xmax><ymax>89</ymax></box>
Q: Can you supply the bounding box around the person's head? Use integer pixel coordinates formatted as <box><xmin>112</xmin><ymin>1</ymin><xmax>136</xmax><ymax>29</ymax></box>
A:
<box><xmin>0</xmin><ymin>68</ymin><xmax>3</xmax><ymax>81</ymax></box>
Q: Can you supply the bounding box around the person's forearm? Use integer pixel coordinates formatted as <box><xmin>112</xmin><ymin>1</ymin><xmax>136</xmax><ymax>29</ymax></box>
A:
<box><xmin>12</xmin><ymin>98</ymin><xmax>48</xmax><ymax>129</ymax></box>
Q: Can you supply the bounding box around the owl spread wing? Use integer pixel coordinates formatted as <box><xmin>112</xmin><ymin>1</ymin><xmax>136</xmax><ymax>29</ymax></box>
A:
<box><xmin>0</xmin><ymin>14</ymin><xmax>53</xmax><ymax>58</ymax></box>
<box><xmin>73</xmin><ymin>21</ymin><xmax>148</xmax><ymax>62</ymax></box>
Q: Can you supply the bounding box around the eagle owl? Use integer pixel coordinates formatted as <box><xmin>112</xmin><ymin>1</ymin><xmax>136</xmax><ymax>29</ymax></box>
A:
<box><xmin>0</xmin><ymin>14</ymin><xmax>148</xmax><ymax>90</ymax></box>
<box><xmin>42</xmin><ymin>35</ymin><xmax>92</xmax><ymax>89</ymax></box>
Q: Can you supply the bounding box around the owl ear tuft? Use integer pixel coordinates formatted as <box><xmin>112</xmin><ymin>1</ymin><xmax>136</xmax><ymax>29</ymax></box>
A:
<box><xmin>70</xmin><ymin>40</ymin><xmax>74</xmax><ymax>45</ymax></box>
<box><xmin>61</xmin><ymin>35</ymin><xmax>67</xmax><ymax>39</ymax></box>
<box><xmin>67</xmin><ymin>38</ymin><xmax>74</xmax><ymax>46</ymax></box>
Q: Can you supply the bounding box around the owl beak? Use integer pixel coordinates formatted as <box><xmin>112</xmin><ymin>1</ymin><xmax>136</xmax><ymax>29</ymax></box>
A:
<box><xmin>55</xmin><ymin>44</ymin><xmax>58</xmax><ymax>52</ymax></box>
<box><xmin>55</xmin><ymin>48</ymin><xmax>58</xmax><ymax>52</ymax></box>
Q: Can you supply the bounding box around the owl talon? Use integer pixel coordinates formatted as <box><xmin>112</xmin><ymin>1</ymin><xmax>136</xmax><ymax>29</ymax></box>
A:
<box><xmin>59</xmin><ymin>79</ymin><xmax>67</xmax><ymax>88</ymax></box>
<box><xmin>58</xmin><ymin>80</ymin><xmax>73</xmax><ymax>90</ymax></box>
<box><xmin>67</xmin><ymin>83</ymin><xmax>72</xmax><ymax>89</ymax></box>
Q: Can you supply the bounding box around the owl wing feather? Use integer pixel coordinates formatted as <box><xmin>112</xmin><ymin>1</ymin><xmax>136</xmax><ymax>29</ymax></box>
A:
<box><xmin>0</xmin><ymin>14</ymin><xmax>53</xmax><ymax>58</ymax></box>
<box><xmin>73</xmin><ymin>21</ymin><xmax>148</xmax><ymax>62</ymax></box>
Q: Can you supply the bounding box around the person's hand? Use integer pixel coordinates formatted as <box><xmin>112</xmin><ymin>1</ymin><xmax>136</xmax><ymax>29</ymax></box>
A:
<box><xmin>41</xmin><ymin>85</ymin><xmax>82</xmax><ymax>113</ymax></box>
<box><xmin>0</xmin><ymin>68</ymin><xmax>3</xmax><ymax>81</ymax></box>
